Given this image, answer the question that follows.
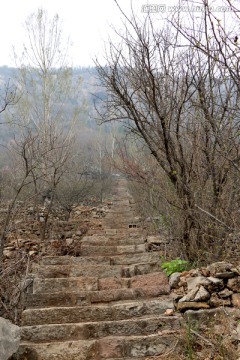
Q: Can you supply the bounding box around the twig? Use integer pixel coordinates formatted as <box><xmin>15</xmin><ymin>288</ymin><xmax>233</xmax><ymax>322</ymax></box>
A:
<box><xmin>157</xmin><ymin>340</ymin><xmax>179</xmax><ymax>358</ymax></box>
<box><xmin>195</xmin><ymin>204</ymin><xmax>236</xmax><ymax>231</ymax></box>
<box><xmin>190</xmin><ymin>329</ymin><xmax>214</xmax><ymax>347</ymax></box>
<box><xmin>0</xmin><ymin>254</ymin><xmax>28</xmax><ymax>279</ymax></box>
<box><xmin>0</xmin><ymin>297</ymin><xmax>13</xmax><ymax>321</ymax></box>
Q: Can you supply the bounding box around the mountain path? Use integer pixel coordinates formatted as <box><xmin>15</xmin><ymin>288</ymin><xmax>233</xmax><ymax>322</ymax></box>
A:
<box><xmin>16</xmin><ymin>177</ymin><xmax>181</xmax><ymax>359</ymax></box>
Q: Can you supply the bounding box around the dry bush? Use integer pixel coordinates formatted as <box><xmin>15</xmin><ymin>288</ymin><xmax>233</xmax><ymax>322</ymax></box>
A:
<box><xmin>0</xmin><ymin>252</ymin><xmax>36</xmax><ymax>325</ymax></box>
<box><xmin>145</xmin><ymin>310</ymin><xmax>238</xmax><ymax>359</ymax></box>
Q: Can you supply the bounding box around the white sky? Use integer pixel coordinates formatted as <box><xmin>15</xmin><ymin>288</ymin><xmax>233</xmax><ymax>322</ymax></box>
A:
<box><xmin>0</xmin><ymin>0</ymin><xmax>144</xmax><ymax>67</ymax></box>
<box><xmin>0</xmin><ymin>0</ymin><xmax>234</xmax><ymax>68</ymax></box>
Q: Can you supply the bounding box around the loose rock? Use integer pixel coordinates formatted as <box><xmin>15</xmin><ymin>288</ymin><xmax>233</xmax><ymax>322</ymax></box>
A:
<box><xmin>0</xmin><ymin>317</ymin><xmax>20</xmax><ymax>360</ymax></box>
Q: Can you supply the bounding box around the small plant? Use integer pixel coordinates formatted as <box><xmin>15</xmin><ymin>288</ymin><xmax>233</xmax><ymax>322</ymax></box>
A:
<box><xmin>161</xmin><ymin>257</ymin><xmax>189</xmax><ymax>276</ymax></box>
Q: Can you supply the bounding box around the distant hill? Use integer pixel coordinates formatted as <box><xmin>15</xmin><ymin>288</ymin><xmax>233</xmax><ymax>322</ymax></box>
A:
<box><xmin>0</xmin><ymin>66</ymin><xmax>110</xmax><ymax>143</ymax></box>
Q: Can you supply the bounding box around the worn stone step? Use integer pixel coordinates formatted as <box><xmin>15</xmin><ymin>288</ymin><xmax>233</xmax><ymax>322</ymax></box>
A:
<box><xmin>103</xmin><ymin>222</ymin><xmax>140</xmax><ymax>228</ymax></box>
<box><xmin>41</xmin><ymin>252</ymin><xmax>160</xmax><ymax>267</ymax></box>
<box><xmin>104</xmin><ymin>210</ymin><xmax>135</xmax><ymax>216</ymax></box>
<box><xmin>33</xmin><ymin>271</ymin><xmax>168</xmax><ymax>294</ymax></box>
<box><xmin>26</xmin><ymin>282</ymin><xmax>170</xmax><ymax>308</ymax></box>
<box><xmin>33</xmin><ymin>276</ymin><xmax>99</xmax><ymax>293</ymax></box>
<box><xmin>21</xmin><ymin>315</ymin><xmax>181</xmax><ymax>343</ymax></box>
<box><xmin>25</xmin><ymin>292</ymin><xmax>89</xmax><ymax>308</ymax></box>
<box><xmin>104</xmin><ymin>228</ymin><xmax>140</xmax><ymax>235</ymax></box>
<box><xmin>81</xmin><ymin>236</ymin><xmax>144</xmax><ymax>246</ymax></box>
<box><xmin>96</xmin><ymin>334</ymin><xmax>178</xmax><ymax>358</ymax></box>
<box><xmin>80</xmin><ymin>243</ymin><xmax>145</xmax><ymax>256</ymax></box>
<box><xmin>16</xmin><ymin>340</ymin><xmax>97</xmax><ymax>360</ymax></box>
<box><xmin>110</xmin><ymin>199</ymin><xmax>130</xmax><ymax>206</ymax></box>
<box><xmin>110</xmin><ymin>252</ymin><xmax>160</xmax><ymax>265</ymax></box>
<box><xmin>27</xmin><ymin>286</ymin><xmax>170</xmax><ymax>309</ymax></box>
<box><xmin>22</xmin><ymin>298</ymin><xmax>174</xmax><ymax>325</ymax></box>
<box><xmin>109</xmin><ymin>233</ymin><xmax>143</xmax><ymax>240</ymax></box>
<box><xmin>37</xmin><ymin>264</ymin><xmax>122</xmax><ymax>279</ymax></box>
<box><xmin>106</xmin><ymin>211</ymin><xmax>134</xmax><ymax>216</ymax></box>
<box><xmin>37</xmin><ymin>262</ymin><xmax>161</xmax><ymax>279</ymax></box>
<box><xmin>104</xmin><ymin>216</ymin><xmax>138</xmax><ymax>221</ymax></box>
<box><xmin>41</xmin><ymin>255</ymin><xmax>111</xmax><ymax>266</ymax></box>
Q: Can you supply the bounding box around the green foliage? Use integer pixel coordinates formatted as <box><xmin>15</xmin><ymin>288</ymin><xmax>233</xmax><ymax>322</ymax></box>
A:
<box><xmin>161</xmin><ymin>257</ymin><xmax>189</xmax><ymax>276</ymax></box>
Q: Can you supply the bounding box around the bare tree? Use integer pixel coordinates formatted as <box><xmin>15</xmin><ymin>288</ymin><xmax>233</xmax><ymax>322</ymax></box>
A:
<box><xmin>0</xmin><ymin>131</ymin><xmax>43</xmax><ymax>263</ymax></box>
<box><xmin>13</xmin><ymin>8</ymin><xmax>80</xmax><ymax>241</ymax></box>
<box><xmin>96</xmin><ymin>3</ymin><xmax>240</xmax><ymax>260</ymax></box>
<box><xmin>0</xmin><ymin>80</ymin><xmax>18</xmax><ymax>118</ymax></box>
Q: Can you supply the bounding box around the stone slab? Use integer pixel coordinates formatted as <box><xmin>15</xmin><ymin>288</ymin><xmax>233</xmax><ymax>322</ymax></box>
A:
<box><xmin>22</xmin><ymin>298</ymin><xmax>174</xmax><ymax>326</ymax></box>
<box><xmin>130</xmin><ymin>272</ymin><xmax>169</xmax><ymax>289</ymax></box>
<box><xmin>15</xmin><ymin>340</ymin><xmax>97</xmax><ymax>360</ymax></box>
<box><xmin>21</xmin><ymin>316</ymin><xmax>181</xmax><ymax>342</ymax></box>
<box><xmin>33</xmin><ymin>277</ymin><xmax>98</xmax><ymax>294</ymax></box>
<box><xmin>97</xmin><ymin>334</ymin><xmax>178</xmax><ymax>358</ymax></box>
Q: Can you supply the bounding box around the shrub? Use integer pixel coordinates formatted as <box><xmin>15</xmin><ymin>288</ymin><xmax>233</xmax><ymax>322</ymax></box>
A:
<box><xmin>161</xmin><ymin>257</ymin><xmax>189</xmax><ymax>276</ymax></box>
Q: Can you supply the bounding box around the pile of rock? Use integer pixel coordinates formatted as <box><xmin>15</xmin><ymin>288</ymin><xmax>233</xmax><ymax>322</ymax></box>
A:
<box><xmin>2</xmin><ymin>203</ymin><xmax>111</xmax><ymax>261</ymax></box>
<box><xmin>169</xmin><ymin>261</ymin><xmax>240</xmax><ymax>312</ymax></box>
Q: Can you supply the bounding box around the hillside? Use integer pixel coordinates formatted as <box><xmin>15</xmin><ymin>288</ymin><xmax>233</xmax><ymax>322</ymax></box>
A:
<box><xmin>0</xmin><ymin>65</ymin><xmax>109</xmax><ymax>144</ymax></box>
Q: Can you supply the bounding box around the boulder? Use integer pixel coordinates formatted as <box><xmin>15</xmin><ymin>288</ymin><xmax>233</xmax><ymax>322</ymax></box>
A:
<box><xmin>0</xmin><ymin>317</ymin><xmax>20</xmax><ymax>360</ymax></box>
<box><xmin>228</xmin><ymin>277</ymin><xmax>240</xmax><ymax>292</ymax></box>
<box><xmin>209</xmin><ymin>293</ymin><xmax>231</xmax><ymax>307</ymax></box>
<box><xmin>232</xmin><ymin>293</ymin><xmax>240</xmax><ymax>308</ymax></box>
<box><xmin>194</xmin><ymin>286</ymin><xmax>210</xmax><ymax>302</ymax></box>
<box><xmin>215</xmin><ymin>271</ymin><xmax>235</xmax><ymax>279</ymax></box>
<box><xmin>218</xmin><ymin>288</ymin><xmax>233</xmax><ymax>298</ymax></box>
<box><xmin>206</xmin><ymin>262</ymin><xmax>234</xmax><ymax>277</ymax></box>
<box><xmin>169</xmin><ymin>272</ymin><xmax>180</xmax><ymax>289</ymax></box>
<box><xmin>206</xmin><ymin>277</ymin><xmax>224</xmax><ymax>292</ymax></box>
<box><xmin>186</xmin><ymin>276</ymin><xmax>210</xmax><ymax>291</ymax></box>
<box><xmin>179</xmin><ymin>288</ymin><xmax>198</xmax><ymax>302</ymax></box>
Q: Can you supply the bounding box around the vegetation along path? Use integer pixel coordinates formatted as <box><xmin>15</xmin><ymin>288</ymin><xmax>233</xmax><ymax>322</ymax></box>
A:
<box><xmin>15</xmin><ymin>177</ymin><xmax>181</xmax><ymax>359</ymax></box>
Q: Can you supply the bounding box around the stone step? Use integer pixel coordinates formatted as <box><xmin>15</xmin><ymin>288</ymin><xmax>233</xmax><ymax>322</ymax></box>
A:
<box><xmin>22</xmin><ymin>298</ymin><xmax>174</xmax><ymax>325</ymax></box>
<box><xmin>41</xmin><ymin>252</ymin><xmax>160</xmax><ymax>266</ymax></box>
<box><xmin>80</xmin><ymin>243</ymin><xmax>145</xmax><ymax>256</ymax></box>
<box><xmin>103</xmin><ymin>225</ymin><xmax>140</xmax><ymax>231</ymax></box>
<box><xmin>37</xmin><ymin>264</ymin><xmax>121</xmax><ymax>279</ymax></box>
<box><xmin>111</xmin><ymin>252</ymin><xmax>160</xmax><ymax>265</ymax></box>
<box><xmin>21</xmin><ymin>315</ymin><xmax>181</xmax><ymax>343</ymax></box>
<box><xmin>104</xmin><ymin>228</ymin><xmax>141</xmax><ymax>235</ymax></box>
<box><xmin>33</xmin><ymin>276</ymin><xmax>99</xmax><ymax>293</ymax></box>
<box><xmin>103</xmin><ymin>214</ymin><xmax>138</xmax><ymax>219</ymax></box>
<box><xmin>37</xmin><ymin>262</ymin><xmax>161</xmax><ymax>279</ymax></box>
<box><xmin>110</xmin><ymin>200</ymin><xmax>130</xmax><ymax>206</ymax></box>
<box><xmin>16</xmin><ymin>340</ymin><xmax>97</xmax><ymax>360</ymax></box>
<box><xmin>80</xmin><ymin>236</ymin><xmax>144</xmax><ymax>246</ymax></box>
<box><xmin>104</xmin><ymin>210</ymin><xmax>135</xmax><ymax>215</ymax></box>
<box><xmin>18</xmin><ymin>333</ymin><xmax>176</xmax><ymax>359</ymax></box>
<box><xmin>102</xmin><ymin>218</ymin><xmax>140</xmax><ymax>224</ymax></box>
<box><xmin>25</xmin><ymin>284</ymin><xmax>170</xmax><ymax>308</ymax></box>
<box><xmin>41</xmin><ymin>255</ymin><xmax>111</xmax><ymax>266</ymax></box>
<box><xmin>97</xmin><ymin>334</ymin><xmax>178</xmax><ymax>358</ymax></box>
<box><xmin>33</xmin><ymin>270</ymin><xmax>168</xmax><ymax>294</ymax></box>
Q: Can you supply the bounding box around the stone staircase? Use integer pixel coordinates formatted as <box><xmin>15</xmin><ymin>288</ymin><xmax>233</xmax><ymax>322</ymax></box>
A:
<box><xmin>16</xmin><ymin>178</ymin><xmax>181</xmax><ymax>359</ymax></box>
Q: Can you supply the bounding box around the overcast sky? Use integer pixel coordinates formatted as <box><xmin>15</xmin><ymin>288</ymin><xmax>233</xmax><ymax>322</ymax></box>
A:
<box><xmin>0</xmin><ymin>0</ymin><xmax>145</xmax><ymax>67</ymax></box>
<box><xmin>0</xmin><ymin>0</ymin><xmax>233</xmax><ymax>68</ymax></box>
